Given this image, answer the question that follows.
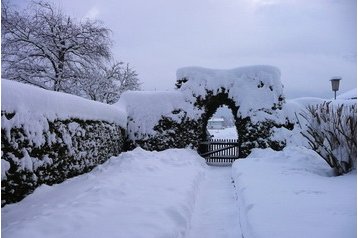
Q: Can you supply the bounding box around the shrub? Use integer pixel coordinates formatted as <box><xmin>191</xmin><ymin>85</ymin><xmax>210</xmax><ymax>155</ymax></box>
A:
<box><xmin>301</xmin><ymin>102</ymin><xmax>357</xmax><ymax>175</ymax></box>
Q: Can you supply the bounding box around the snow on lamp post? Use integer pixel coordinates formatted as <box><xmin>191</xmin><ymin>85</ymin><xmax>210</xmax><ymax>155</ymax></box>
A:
<box><xmin>330</xmin><ymin>77</ymin><xmax>341</xmax><ymax>100</ymax></box>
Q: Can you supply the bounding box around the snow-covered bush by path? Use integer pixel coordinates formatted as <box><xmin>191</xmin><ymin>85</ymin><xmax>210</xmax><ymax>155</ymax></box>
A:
<box><xmin>232</xmin><ymin>146</ymin><xmax>356</xmax><ymax>238</ymax></box>
<box><xmin>300</xmin><ymin>101</ymin><xmax>357</xmax><ymax>175</ymax></box>
<box><xmin>1</xmin><ymin>79</ymin><xmax>127</xmax><ymax>206</ymax></box>
<box><xmin>2</xmin><ymin>148</ymin><xmax>207</xmax><ymax>238</ymax></box>
<box><xmin>118</xmin><ymin>65</ymin><xmax>294</xmax><ymax>155</ymax></box>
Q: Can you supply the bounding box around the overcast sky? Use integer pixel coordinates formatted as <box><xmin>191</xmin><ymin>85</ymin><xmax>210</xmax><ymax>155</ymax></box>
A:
<box><xmin>13</xmin><ymin>0</ymin><xmax>357</xmax><ymax>98</ymax></box>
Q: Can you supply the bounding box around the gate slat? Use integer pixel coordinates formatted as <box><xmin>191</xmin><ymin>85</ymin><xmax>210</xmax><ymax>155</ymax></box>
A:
<box><xmin>199</xmin><ymin>138</ymin><xmax>239</xmax><ymax>165</ymax></box>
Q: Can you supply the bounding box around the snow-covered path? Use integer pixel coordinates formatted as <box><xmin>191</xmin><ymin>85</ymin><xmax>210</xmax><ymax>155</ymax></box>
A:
<box><xmin>186</xmin><ymin>166</ymin><xmax>242</xmax><ymax>238</ymax></box>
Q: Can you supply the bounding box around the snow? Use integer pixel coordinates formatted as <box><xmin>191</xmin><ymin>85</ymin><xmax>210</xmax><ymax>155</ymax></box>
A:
<box><xmin>2</xmin><ymin>70</ymin><xmax>356</xmax><ymax>238</ymax></box>
<box><xmin>115</xmin><ymin>90</ymin><xmax>200</xmax><ymax>139</ymax></box>
<box><xmin>177</xmin><ymin>65</ymin><xmax>285</xmax><ymax>121</ymax></box>
<box><xmin>2</xmin><ymin>143</ymin><xmax>356</xmax><ymax>238</ymax></box>
<box><xmin>337</xmin><ymin>88</ymin><xmax>357</xmax><ymax>100</ymax></box>
<box><xmin>208</xmin><ymin>118</ymin><xmax>224</xmax><ymax>122</ymax></box>
<box><xmin>2</xmin><ymin>148</ymin><xmax>207</xmax><ymax>238</ymax></box>
<box><xmin>2</xmin><ymin>80</ymin><xmax>128</xmax><ymax>178</ymax></box>
<box><xmin>232</xmin><ymin>146</ymin><xmax>357</xmax><ymax>238</ymax></box>
<box><xmin>1</xmin><ymin>159</ymin><xmax>11</xmax><ymax>180</ymax></box>
<box><xmin>208</xmin><ymin>127</ymin><xmax>238</xmax><ymax>139</ymax></box>
<box><xmin>114</xmin><ymin>66</ymin><xmax>290</xmax><ymax>140</ymax></box>
<box><xmin>2</xmin><ymin>79</ymin><xmax>127</xmax><ymax>127</ymax></box>
<box><xmin>186</xmin><ymin>167</ymin><xmax>242</xmax><ymax>238</ymax></box>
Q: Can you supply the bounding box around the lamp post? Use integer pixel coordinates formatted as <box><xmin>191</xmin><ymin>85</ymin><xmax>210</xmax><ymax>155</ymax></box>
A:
<box><xmin>330</xmin><ymin>77</ymin><xmax>341</xmax><ymax>100</ymax></box>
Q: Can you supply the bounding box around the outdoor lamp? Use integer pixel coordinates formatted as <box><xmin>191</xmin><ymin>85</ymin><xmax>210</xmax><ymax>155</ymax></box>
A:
<box><xmin>330</xmin><ymin>77</ymin><xmax>341</xmax><ymax>100</ymax></box>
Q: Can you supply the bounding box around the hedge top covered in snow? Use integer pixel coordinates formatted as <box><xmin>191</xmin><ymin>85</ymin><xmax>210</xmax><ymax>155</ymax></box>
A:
<box><xmin>115</xmin><ymin>91</ymin><xmax>200</xmax><ymax>137</ymax></box>
<box><xmin>2</xmin><ymin>79</ymin><xmax>127</xmax><ymax>127</ymax></box>
<box><xmin>176</xmin><ymin>65</ymin><xmax>284</xmax><ymax>118</ymax></box>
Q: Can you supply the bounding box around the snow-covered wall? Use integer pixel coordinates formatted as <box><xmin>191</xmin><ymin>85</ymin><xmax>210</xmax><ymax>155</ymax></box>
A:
<box><xmin>1</xmin><ymin>80</ymin><xmax>127</xmax><ymax>206</ymax></box>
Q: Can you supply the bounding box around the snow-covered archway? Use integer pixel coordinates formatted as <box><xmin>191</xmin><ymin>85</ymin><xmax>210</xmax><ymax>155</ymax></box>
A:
<box><xmin>117</xmin><ymin>65</ymin><xmax>294</xmax><ymax>157</ymax></box>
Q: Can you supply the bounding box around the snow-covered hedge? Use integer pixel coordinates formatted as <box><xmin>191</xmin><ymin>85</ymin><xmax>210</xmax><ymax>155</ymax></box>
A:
<box><xmin>118</xmin><ymin>66</ymin><xmax>294</xmax><ymax>156</ymax></box>
<box><xmin>115</xmin><ymin>91</ymin><xmax>203</xmax><ymax>150</ymax></box>
<box><xmin>1</xmin><ymin>80</ymin><xmax>127</xmax><ymax>206</ymax></box>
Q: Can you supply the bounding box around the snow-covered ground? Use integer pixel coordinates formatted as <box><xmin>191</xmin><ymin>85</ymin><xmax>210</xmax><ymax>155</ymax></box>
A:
<box><xmin>2</xmin><ymin>146</ymin><xmax>356</xmax><ymax>238</ymax></box>
<box><xmin>2</xmin><ymin>148</ymin><xmax>206</xmax><ymax>238</ymax></box>
<box><xmin>208</xmin><ymin>127</ymin><xmax>238</xmax><ymax>139</ymax></box>
<box><xmin>2</xmin><ymin>115</ymin><xmax>356</xmax><ymax>238</ymax></box>
<box><xmin>187</xmin><ymin>167</ymin><xmax>242</xmax><ymax>238</ymax></box>
<box><xmin>232</xmin><ymin>146</ymin><xmax>357</xmax><ymax>238</ymax></box>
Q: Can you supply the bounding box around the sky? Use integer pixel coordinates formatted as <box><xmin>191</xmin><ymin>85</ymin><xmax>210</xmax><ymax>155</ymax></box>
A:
<box><xmin>11</xmin><ymin>0</ymin><xmax>357</xmax><ymax>99</ymax></box>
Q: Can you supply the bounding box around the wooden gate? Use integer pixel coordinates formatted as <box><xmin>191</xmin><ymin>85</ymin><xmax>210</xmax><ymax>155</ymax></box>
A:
<box><xmin>198</xmin><ymin>139</ymin><xmax>239</xmax><ymax>164</ymax></box>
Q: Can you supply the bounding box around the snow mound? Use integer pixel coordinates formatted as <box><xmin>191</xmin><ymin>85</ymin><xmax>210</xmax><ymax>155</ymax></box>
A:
<box><xmin>2</xmin><ymin>148</ymin><xmax>207</xmax><ymax>238</ymax></box>
<box><xmin>2</xmin><ymin>79</ymin><xmax>127</xmax><ymax>127</ymax></box>
<box><xmin>337</xmin><ymin>88</ymin><xmax>357</xmax><ymax>100</ymax></box>
<box><xmin>232</xmin><ymin>146</ymin><xmax>356</xmax><ymax>238</ymax></box>
<box><xmin>177</xmin><ymin>65</ymin><xmax>284</xmax><ymax>119</ymax></box>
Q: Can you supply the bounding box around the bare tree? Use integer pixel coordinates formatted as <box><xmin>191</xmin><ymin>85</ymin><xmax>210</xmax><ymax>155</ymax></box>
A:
<box><xmin>1</xmin><ymin>1</ymin><xmax>111</xmax><ymax>92</ymax></box>
<box><xmin>75</xmin><ymin>61</ymin><xmax>141</xmax><ymax>104</ymax></box>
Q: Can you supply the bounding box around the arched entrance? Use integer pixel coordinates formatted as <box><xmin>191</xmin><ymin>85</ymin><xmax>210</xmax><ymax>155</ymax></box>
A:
<box><xmin>123</xmin><ymin>65</ymin><xmax>294</xmax><ymax>158</ymax></box>
<box><xmin>196</xmin><ymin>91</ymin><xmax>245</xmax><ymax>162</ymax></box>
<box><xmin>175</xmin><ymin>66</ymin><xmax>293</xmax><ymax>160</ymax></box>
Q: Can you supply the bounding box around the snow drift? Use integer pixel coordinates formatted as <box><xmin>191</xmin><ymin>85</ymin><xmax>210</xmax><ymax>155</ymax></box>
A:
<box><xmin>2</xmin><ymin>148</ymin><xmax>207</xmax><ymax>238</ymax></box>
<box><xmin>232</xmin><ymin>146</ymin><xmax>357</xmax><ymax>238</ymax></box>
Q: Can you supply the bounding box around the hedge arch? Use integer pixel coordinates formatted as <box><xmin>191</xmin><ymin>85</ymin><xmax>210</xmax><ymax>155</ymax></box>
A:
<box><xmin>198</xmin><ymin>91</ymin><xmax>238</xmax><ymax>140</ymax></box>
<box><xmin>190</xmin><ymin>86</ymin><xmax>291</xmax><ymax>158</ymax></box>
<box><xmin>120</xmin><ymin>65</ymin><xmax>294</xmax><ymax>157</ymax></box>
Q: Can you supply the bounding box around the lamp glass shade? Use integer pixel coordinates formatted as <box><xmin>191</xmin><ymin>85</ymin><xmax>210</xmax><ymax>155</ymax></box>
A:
<box><xmin>330</xmin><ymin>78</ymin><xmax>341</xmax><ymax>91</ymax></box>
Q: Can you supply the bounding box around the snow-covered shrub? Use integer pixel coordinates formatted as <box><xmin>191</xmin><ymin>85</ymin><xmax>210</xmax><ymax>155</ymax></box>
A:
<box><xmin>301</xmin><ymin>102</ymin><xmax>357</xmax><ymax>175</ymax></box>
<box><xmin>119</xmin><ymin>66</ymin><xmax>294</xmax><ymax>156</ymax></box>
<box><xmin>115</xmin><ymin>91</ymin><xmax>203</xmax><ymax>151</ymax></box>
<box><xmin>177</xmin><ymin>66</ymin><xmax>294</xmax><ymax>157</ymax></box>
<box><xmin>1</xmin><ymin>115</ymin><xmax>126</xmax><ymax>206</ymax></box>
<box><xmin>1</xmin><ymin>80</ymin><xmax>127</xmax><ymax>206</ymax></box>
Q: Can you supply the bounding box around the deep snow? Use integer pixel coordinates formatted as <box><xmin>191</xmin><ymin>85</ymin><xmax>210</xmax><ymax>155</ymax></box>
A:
<box><xmin>232</xmin><ymin>146</ymin><xmax>357</xmax><ymax>238</ymax></box>
<box><xmin>2</xmin><ymin>148</ymin><xmax>206</xmax><ymax>238</ymax></box>
<box><xmin>2</xmin><ymin>79</ymin><xmax>127</xmax><ymax>126</ymax></box>
<box><xmin>2</xmin><ymin>146</ymin><xmax>355</xmax><ymax>238</ymax></box>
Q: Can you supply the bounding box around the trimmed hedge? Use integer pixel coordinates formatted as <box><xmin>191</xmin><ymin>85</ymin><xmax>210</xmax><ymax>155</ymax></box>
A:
<box><xmin>126</xmin><ymin>86</ymin><xmax>294</xmax><ymax>157</ymax></box>
<box><xmin>1</xmin><ymin>112</ymin><xmax>125</xmax><ymax>206</ymax></box>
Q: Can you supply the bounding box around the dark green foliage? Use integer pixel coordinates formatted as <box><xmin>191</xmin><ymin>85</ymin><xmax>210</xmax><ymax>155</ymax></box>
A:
<box><xmin>127</xmin><ymin>86</ymin><xmax>293</xmax><ymax>158</ymax></box>
<box><xmin>1</xmin><ymin>112</ymin><xmax>125</xmax><ymax>206</ymax></box>
<box><xmin>175</xmin><ymin>77</ymin><xmax>188</xmax><ymax>89</ymax></box>
<box><xmin>131</xmin><ymin>110</ymin><xmax>202</xmax><ymax>151</ymax></box>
